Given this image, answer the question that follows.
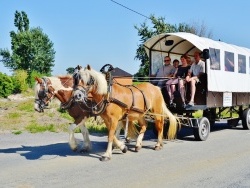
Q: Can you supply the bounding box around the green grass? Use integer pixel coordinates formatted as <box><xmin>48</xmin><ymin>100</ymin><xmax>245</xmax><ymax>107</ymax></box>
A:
<box><xmin>86</xmin><ymin>124</ymin><xmax>107</xmax><ymax>133</ymax></box>
<box><xmin>59</xmin><ymin>111</ymin><xmax>74</xmax><ymax>121</ymax></box>
<box><xmin>192</xmin><ymin>109</ymin><xmax>238</xmax><ymax>119</ymax></box>
<box><xmin>8</xmin><ymin>112</ymin><xmax>21</xmax><ymax>119</ymax></box>
<box><xmin>67</xmin><ymin>117</ymin><xmax>107</xmax><ymax>133</ymax></box>
<box><xmin>20</xmin><ymin>88</ymin><xmax>34</xmax><ymax>97</ymax></box>
<box><xmin>132</xmin><ymin>82</ymin><xmax>142</xmax><ymax>85</ymax></box>
<box><xmin>18</xmin><ymin>100</ymin><xmax>34</xmax><ymax>112</ymax></box>
<box><xmin>25</xmin><ymin>122</ymin><xmax>56</xmax><ymax>133</ymax></box>
<box><xmin>12</xmin><ymin>130</ymin><xmax>22</xmax><ymax>135</ymax></box>
<box><xmin>193</xmin><ymin>110</ymin><xmax>203</xmax><ymax>118</ymax></box>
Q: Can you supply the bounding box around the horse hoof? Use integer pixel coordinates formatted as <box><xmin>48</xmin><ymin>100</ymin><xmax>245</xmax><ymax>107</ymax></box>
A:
<box><xmin>99</xmin><ymin>156</ymin><xmax>110</xmax><ymax>161</ymax></box>
<box><xmin>154</xmin><ymin>146</ymin><xmax>162</xmax><ymax>151</ymax></box>
<box><xmin>135</xmin><ymin>146</ymin><xmax>141</xmax><ymax>152</ymax></box>
<box><xmin>122</xmin><ymin>146</ymin><xmax>128</xmax><ymax>153</ymax></box>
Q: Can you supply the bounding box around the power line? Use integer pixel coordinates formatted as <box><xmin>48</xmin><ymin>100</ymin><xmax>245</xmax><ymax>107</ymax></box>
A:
<box><xmin>110</xmin><ymin>0</ymin><xmax>150</xmax><ymax>19</ymax></box>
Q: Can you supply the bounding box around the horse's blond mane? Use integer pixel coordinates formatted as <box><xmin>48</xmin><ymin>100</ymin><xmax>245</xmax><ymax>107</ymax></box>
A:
<box><xmin>79</xmin><ymin>67</ymin><xmax>107</xmax><ymax>95</ymax></box>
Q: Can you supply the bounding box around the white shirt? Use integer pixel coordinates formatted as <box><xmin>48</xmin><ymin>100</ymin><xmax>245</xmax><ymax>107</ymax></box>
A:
<box><xmin>189</xmin><ymin>60</ymin><xmax>205</xmax><ymax>76</ymax></box>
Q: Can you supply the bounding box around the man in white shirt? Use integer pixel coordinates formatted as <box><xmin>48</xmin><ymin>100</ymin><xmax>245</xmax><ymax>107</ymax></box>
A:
<box><xmin>185</xmin><ymin>51</ymin><xmax>205</xmax><ymax>106</ymax></box>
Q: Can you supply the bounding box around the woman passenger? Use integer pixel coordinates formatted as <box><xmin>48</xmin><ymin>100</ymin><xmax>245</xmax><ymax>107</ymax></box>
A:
<box><xmin>166</xmin><ymin>54</ymin><xmax>190</xmax><ymax>107</ymax></box>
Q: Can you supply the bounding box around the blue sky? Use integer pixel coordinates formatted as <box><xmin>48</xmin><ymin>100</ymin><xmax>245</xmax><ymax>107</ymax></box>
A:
<box><xmin>1</xmin><ymin>0</ymin><xmax>250</xmax><ymax>76</ymax></box>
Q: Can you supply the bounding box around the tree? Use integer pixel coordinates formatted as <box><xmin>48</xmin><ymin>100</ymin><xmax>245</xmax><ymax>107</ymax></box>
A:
<box><xmin>134</xmin><ymin>15</ymin><xmax>213</xmax><ymax>78</ymax></box>
<box><xmin>66</xmin><ymin>67</ymin><xmax>75</xmax><ymax>74</ymax></box>
<box><xmin>0</xmin><ymin>11</ymin><xmax>55</xmax><ymax>79</ymax></box>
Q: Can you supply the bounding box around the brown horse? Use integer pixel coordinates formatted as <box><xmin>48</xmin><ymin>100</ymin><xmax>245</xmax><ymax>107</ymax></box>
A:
<box><xmin>34</xmin><ymin>76</ymin><xmax>137</xmax><ymax>152</ymax></box>
<box><xmin>74</xmin><ymin>65</ymin><xmax>180</xmax><ymax>161</ymax></box>
<box><xmin>34</xmin><ymin>75</ymin><xmax>95</xmax><ymax>152</ymax></box>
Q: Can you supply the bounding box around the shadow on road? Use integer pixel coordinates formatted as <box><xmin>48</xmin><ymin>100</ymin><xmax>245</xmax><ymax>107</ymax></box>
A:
<box><xmin>148</xmin><ymin>121</ymin><xmax>246</xmax><ymax>142</ymax></box>
<box><xmin>177</xmin><ymin>121</ymin><xmax>245</xmax><ymax>141</ymax></box>
<box><xmin>0</xmin><ymin>139</ymin><xmax>108</xmax><ymax>160</ymax></box>
<box><xmin>0</xmin><ymin>122</ymin><xmax>246</xmax><ymax>160</ymax></box>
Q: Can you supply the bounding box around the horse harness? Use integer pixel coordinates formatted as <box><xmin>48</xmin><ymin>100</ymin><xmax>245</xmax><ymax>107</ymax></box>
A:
<box><xmin>103</xmin><ymin>66</ymin><xmax>149</xmax><ymax>116</ymax></box>
<box><xmin>109</xmin><ymin>83</ymin><xmax>148</xmax><ymax>114</ymax></box>
<box><xmin>74</xmin><ymin>70</ymin><xmax>149</xmax><ymax>119</ymax></box>
<box><xmin>35</xmin><ymin>77</ymin><xmax>56</xmax><ymax>112</ymax></box>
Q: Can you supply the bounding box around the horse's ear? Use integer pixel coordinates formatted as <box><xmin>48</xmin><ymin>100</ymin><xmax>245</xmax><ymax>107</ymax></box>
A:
<box><xmin>35</xmin><ymin>77</ymin><xmax>43</xmax><ymax>84</ymax></box>
<box><xmin>76</xmin><ymin>65</ymin><xmax>82</xmax><ymax>70</ymax></box>
<box><xmin>86</xmin><ymin>64</ymin><xmax>91</xmax><ymax>70</ymax></box>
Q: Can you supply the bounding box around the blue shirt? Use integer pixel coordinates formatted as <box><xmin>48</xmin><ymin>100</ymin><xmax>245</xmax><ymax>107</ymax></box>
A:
<box><xmin>156</xmin><ymin>64</ymin><xmax>175</xmax><ymax>77</ymax></box>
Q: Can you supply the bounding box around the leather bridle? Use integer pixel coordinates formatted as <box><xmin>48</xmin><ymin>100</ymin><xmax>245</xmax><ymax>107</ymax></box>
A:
<box><xmin>35</xmin><ymin>77</ymin><xmax>55</xmax><ymax>112</ymax></box>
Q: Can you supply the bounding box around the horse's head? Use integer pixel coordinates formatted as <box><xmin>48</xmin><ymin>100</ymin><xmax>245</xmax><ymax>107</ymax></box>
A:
<box><xmin>72</xmin><ymin>65</ymin><xmax>82</xmax><ymax>86</ymax></box>
<box><xmin>72</xmin><ymin>65</ymin><xmax>108</xmax><ymax>102</ymax></box>
<box><xmin>34</xmin><ymin>76</ymin><xmax>74</xmax><ymax>112</ymax></box>
<box><xmin>73</xmin><ymin>65</ymin><xmax>93</xmax><ymax>101</ymax></box>
<box><xmin>34</xmin><ymin>77</ymin><xmax>55</xmax><ymax>112</ymax></box>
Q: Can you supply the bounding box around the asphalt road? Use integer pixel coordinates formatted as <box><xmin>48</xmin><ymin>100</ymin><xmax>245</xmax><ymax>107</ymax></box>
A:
<box><xmin>1</xmin><ymin>122</ymin><xmax>250</xmax><ymax>188</ymax></box>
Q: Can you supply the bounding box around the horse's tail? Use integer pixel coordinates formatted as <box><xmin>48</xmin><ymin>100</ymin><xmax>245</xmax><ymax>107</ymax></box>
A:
<box><xmin>116</xmin><ymin>120</ymin><xmax>139</xmax><ymax>140</ymax></box>
<box><xmin>162</xmin><ymin>102</ymin><xmax>180</xmax><ymax>140</ymax></box>
<box><xmin>126</xmin><ymin>121</ymin><xmax>139</xmax><ymax>140</ymax></box>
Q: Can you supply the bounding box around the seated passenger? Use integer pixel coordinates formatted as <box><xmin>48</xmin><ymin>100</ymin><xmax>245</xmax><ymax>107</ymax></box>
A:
<box><xmin>166</xmin><ymin>55</ymin><xmax>190</xmax><ymax>107</ymax></box>
<box><xmin>185</xmin><ymin>51</ymin><xmax>205</xmax><ymax>107</ymax></box>
<box><xmin>172</xmin><ymin>59</ymin><xmax>180</xmax><ymax>72</ymax></box>
<box><xmin>152</xmin><ymin>56</ymin><xmax>175</xmax><ymax>88</ymax></box>
<box><xmin>185</xmin><ymin>54</ymin><xmax>193</xmax><ymax>66</ymax></box>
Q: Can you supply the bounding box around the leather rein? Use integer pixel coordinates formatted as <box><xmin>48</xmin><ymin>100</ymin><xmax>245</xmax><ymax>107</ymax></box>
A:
<box><xmin>77</xmin><ymin>70</ymin><xmax>148</xmax><ymax>118</ymax></box>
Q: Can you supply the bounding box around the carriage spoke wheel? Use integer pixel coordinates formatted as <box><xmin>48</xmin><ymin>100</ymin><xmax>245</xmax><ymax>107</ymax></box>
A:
<box><xmin>193</xmin><ymin>117</ymin><xmax>210</xmax><ymax>141</ymax></box>
<box><xmin>242</xmin><ymin>108</ymin><xmax>250</xmax><ymax>130</ymax></box>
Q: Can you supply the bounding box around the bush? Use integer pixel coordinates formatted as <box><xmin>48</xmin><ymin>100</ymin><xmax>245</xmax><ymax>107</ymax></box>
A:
<box><xmin>29</xmin><ymin>70</ymin><xmax>46</xmax><ymax>87</ymax></box>
<box><xmin>0</xmin><ymin>72</ymin><xmax>14</xmax><ymax>98</ymax></box>
<box><xmin>12</xmin><ymin>70</ymin><xmax>29</xmax><ymax>93</ymax></box>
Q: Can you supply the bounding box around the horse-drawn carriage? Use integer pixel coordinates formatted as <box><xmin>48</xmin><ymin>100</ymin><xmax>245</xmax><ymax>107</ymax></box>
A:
<box><xmin>143</xmin><ymin>32</ymin><xmax>250</xmax><ymax>141</ymax></box>
<box><xmin>34</xmin><ymin>32</ymin><xmax>250</xmax><ymax>161</ymax></box>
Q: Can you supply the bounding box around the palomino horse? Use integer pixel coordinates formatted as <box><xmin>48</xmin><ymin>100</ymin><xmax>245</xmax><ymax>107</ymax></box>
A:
<box><xmin>74</xmin><ymin>65</ymin><xmax>180</xmax><ymax>161</ymax></box>
<box><xmin>34</xmin><ymin>76</ymin><xmax>136</xmax><ymax>152</ymax></box>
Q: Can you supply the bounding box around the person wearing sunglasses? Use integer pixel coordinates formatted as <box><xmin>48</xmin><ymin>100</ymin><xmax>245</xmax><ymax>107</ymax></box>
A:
<box><xmin>152</xmin><ymin>56</ymin><xmax>175</xmax><ymax>88</ymax></box>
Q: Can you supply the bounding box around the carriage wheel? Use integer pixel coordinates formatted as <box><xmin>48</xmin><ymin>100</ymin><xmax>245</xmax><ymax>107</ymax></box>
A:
<box><xmin>242</xmin><ymin>108</ymin><xmax>250</xmax><ymax>130</ymax></box>
<box><xmin>193</xmin><ymin>117</ymin><xmax>210</xmax><ymax>141</ymax></box>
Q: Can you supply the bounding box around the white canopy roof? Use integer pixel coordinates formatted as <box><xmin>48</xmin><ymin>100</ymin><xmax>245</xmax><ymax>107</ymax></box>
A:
<box><xmin>144</xmin><ymin>32</ymin><xmax>250</xmax><ymax>93</ymax></box>
<box><xmin>144</xmin><ymin>32</ymin><xmax>250</xmax><ymax>57</ymax></box>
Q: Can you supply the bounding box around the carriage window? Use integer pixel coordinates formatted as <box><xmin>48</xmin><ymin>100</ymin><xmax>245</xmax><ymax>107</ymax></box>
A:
<box><xmin>238</xmin><ymin>55</ymin><xmax>246</xmax><ymax>74</ymax></box>
<box><xmin>224</xmin><ymin>51</ymin><xmax>234</xmax><ymax>72</ymax></box>
<box><xmin>209</xmin><ymin>48</ymin><xmax>220</xmax><ymax>70</ymax></box>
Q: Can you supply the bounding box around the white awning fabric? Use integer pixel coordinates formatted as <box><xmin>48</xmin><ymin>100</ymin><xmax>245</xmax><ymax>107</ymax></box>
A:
<box><xmin>144</xmin><ymin>32</ymin><xmax>250</xmax><ymax>92</ymax></box>
<box><xmin>144</xmin><ymin>32</ymin><xmax>250</xmax><ymax>57</ymax></box>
